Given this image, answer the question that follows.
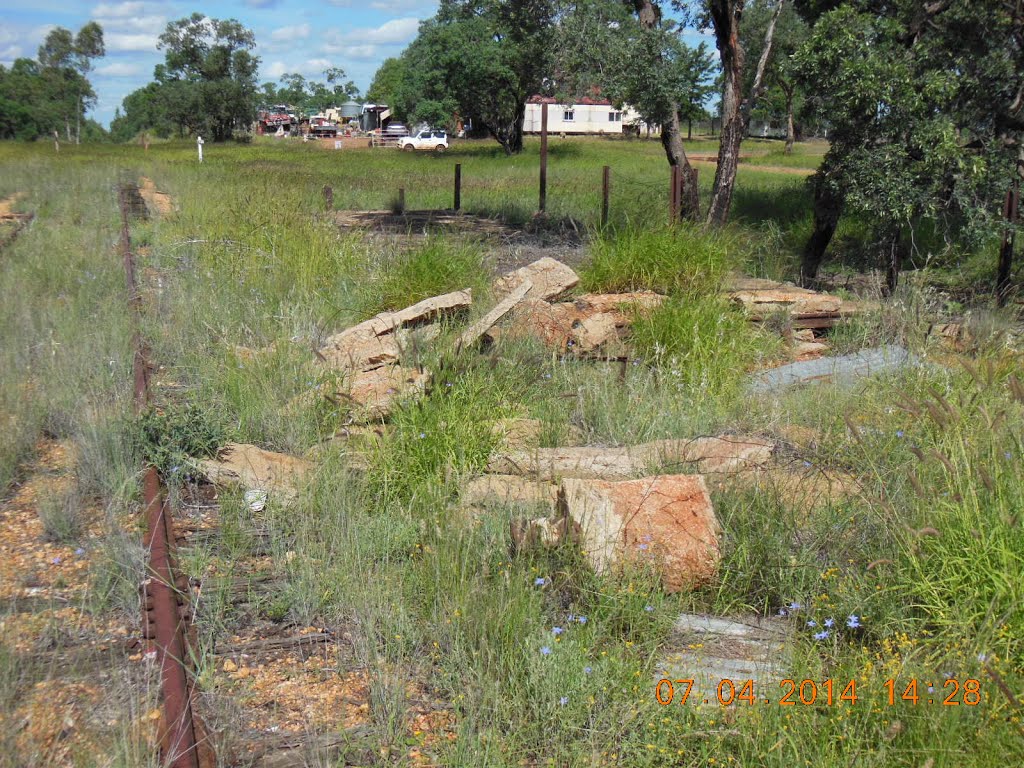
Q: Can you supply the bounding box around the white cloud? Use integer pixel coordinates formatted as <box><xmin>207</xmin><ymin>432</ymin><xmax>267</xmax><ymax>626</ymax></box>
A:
<box><xmin>303</xmin><ymin>58</ymin><xmax>333</xmax><ymax>72</ymax></box>
<box><xmin>361</xmin><ymin>17</ymin><xmax>420</xmax><ymax>44</ymax></box>
<box><xmin>320</xmin><ymin>17</ymin><xmax>419</xmax><ymax>57</ymax></box>
<box><xmin>368</xmin><ymin>0</ymin><xmax>437</xmax><ymax>13</ymax></box>
<box><xmin>96</xmin><ymin>61</ymin><xmax>143</xmax><ymax>76</ymax></box>
<box><xmin>91</xmin><ymin>2</ymin><xmax>146</xmax><ymax>18</ymax></box>
<box><xmin>271</xmin><ymin>24</ymin><xmax>312</xmax><ymax>43</ymax></box>
<box><xmin>264</xmin><ymin>60</ymin><xmax>289</xmax><ymax>79</ymax></box>
<box><xmin>105</xmin><ymin>33</ymin><xmax>160</xmax><ymax>52</ymax></box>
<box><xmin>245</xmin><ymin>0</ymin><xmax>282</xmax><ymax>7</ymax></box>
<box><xmin>92</xmin><ymin>1</ymin><xmax>166</xmax><ymax>52</ymax></box>
<box><xmin>336</xmin><ymin>45</ymin><xmax>378</xmax><ymax>61</ymax></box>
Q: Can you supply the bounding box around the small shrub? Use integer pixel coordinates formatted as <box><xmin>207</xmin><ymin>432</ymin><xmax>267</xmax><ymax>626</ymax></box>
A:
<box><xmin>89</xmin><ymin>522</ymin><xmax>147</xmax><ymax>621</ymax></box>
<box><xmin>136</xmin><ymin>402</ymin><xmax>227</xmax><ymax>479</ymax></box>
<box><xmin>38</xmin><ymin>479</ymin><xmax>86</xmax><ymax>544</ymax></box>
<box><xmin>361</xmin><ymin>239</ymin><xmax>487</xmax><ymax>316</ymax></box>
<box><xmin>630</xmin><ymin>296</ymin><xmax>782</xmax><ymax>397</ymax></box>
<box><xmin>581</xmin><ymin>224</ymin><xmax>734</xmax><ymax>296</ymax></box>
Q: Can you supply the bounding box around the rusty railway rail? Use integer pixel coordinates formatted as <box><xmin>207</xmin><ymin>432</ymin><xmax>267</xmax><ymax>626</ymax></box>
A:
<box><xmin>118</xmin><ymin>182</ymin><xmax>208</xmax><ymax>768</ymax></box>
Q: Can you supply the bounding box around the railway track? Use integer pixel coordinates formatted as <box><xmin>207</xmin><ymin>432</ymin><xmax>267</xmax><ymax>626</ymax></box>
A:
<box><xmin>117</xmin><ymin>181</ymin><xmax>429</xmax><ymax>767</ymax></box>
<box><xmin>119</xmin><ymin>182</ymin><xmax>208</xmax><ymax>768</ymax></box>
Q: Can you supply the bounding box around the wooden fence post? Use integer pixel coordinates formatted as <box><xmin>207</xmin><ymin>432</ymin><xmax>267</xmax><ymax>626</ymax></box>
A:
<box><xmin>454</xmin><ymin>164</ymin><xmax>462</xmax><ymax>212</ymax></box>
<box><xmin>539</xmin><ymin>102</ymin><xmax>548</xmax><ymax>213</ymax></box>
<box><xmin>601</xmin><ymin>165</ymin><xmax>611</xmax><ymax>228</ymax></box>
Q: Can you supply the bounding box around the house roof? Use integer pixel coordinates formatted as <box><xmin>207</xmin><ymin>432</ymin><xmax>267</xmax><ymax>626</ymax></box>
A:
<box><xmin>527</xmin><ymin>94</ymin><xmax>613</xmax><ymax>106</ymax></box>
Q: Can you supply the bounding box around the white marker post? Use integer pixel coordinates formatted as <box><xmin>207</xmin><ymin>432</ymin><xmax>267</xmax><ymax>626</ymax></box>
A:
<box><xmin>197</xmin><ymin>135</ymin><xmax>204</xmax><ymax>163</ymax></box>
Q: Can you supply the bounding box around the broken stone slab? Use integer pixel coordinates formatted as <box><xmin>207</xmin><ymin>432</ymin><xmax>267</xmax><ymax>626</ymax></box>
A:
<box><xmin>792</xmin><ymin>340</ymin><xmax>829</xmax><ymax>360</ymax></box>
<box><xmin>490</xmin><ymin>418</ymin><xmax>586</xmax><ymax>450</ymax></box>
<box><xmin>194</xmin><ymin>443</ymin><xmax>312</xmax><ymax>500</ymax></box>
<box><xmin>335</xmin><ymin>365</ymin><xmax>430</xmax><ymax>421</ymax></box>
<box><xmin>725</xmin><ymin>277</ymin><xmax>842</xmax><ymax>318</ymax></box>
<box><xmin>490</xmin><ymin>291</ymin><xmax>665</xmax><ymax>353</ymax></box>
<box><xmin>492</xmin><ymin>257</ymin><xmax>579</xmax><ymax>302</ymax></box>
<box><xmin>455</xmin><ymin>280</ymin><xmax>533</xmax><ymax>352</ymax></box>
<box><xmin>656</xmin><ymin>613</ymin><xmax>789</xmax><ymax>693</ymax></box>
<box><xmin>704</xmin><ymin>466</ymin><xmax>856</xmax><ymax>512</ymax></box>
<box><xmin>462</xmin><ymin>474</ymin><xmax>558</xmax><ymax>515</ymax></box>
<box><xmin>748</xmin><ymin>344</ymin><xmax>915</xmax><ymax>394</ymax></box>
<box><xmin>319</xmin><ymin>290</ymin><xmax>471</xmax><ymax>371</ymax></box>
<box><xmin>559</xmin><ymin>474</ymin><xmax>720</xmax><ymax>592</ymax></box>
<box><xmin>490</xmin><ymin>298</ymin><xmax>578</xmax><ymax>349</ymax></box>
<box><xmin>486</xmin><ymin>436</ymin><xmax>775</xmax><ymax>480</ymax></box>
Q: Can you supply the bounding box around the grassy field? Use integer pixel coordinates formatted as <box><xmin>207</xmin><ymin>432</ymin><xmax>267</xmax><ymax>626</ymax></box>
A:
<box><xmin>0</xmin><ymin>135</ymin><xmax>1022</xmax><ymax>767</ymax></box>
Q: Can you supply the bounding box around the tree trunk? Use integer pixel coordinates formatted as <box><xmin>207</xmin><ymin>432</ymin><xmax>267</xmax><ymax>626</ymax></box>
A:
<box><xmin>706</xmin><ymin>0</ymin><xmax>746</xmax><ymax>228</ymax></box>
<box><xmin>800</xmin><ymin>170</ymin><xmax>842</xmax><ymax>285</ymax></box>
<box><xmin>782</xmin><ymin>81</ymin><xmax>795</xmax><ymax>155</ymax></box>
<box><xmin>884</xmin><ymin>228</ymin><xmax>904</xmax><ymax>295</ymax></box>
<box><xmin>742</xmin><ymin>0</ymin><xmax>784</xmax><ymax>134</ymax></box>
<box><xmin>687</xmin><ymin>119</ymin><xmax>692</xmax><ymax>140</ymax></box>
<box><xmin>632</xmin><ymin>0</ymin><xmax>698</xmax><ymax>220</ymax></box>
<box><xmin>492</xmin><ymin>101</ymin><xmax>526</xmax><ymax>155</ymax></box>
<box><xmin>76</xmin><ymin>93</ymin><xmax>81</xmax><ymax>145</ymax></box>
<box><xmin>996</xmin><ymin>177</ymin><xmax>1019</xmax><ymax>306</ymax></box>
<box><xmin>64</xmin><ymin>117</ymin><xmax>71</xmax><ymax>142</ymax></box>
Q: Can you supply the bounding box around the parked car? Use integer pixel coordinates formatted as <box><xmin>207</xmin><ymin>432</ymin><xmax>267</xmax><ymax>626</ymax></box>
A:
<box><xmin>401</xmin><ymin>130</ymin><xmax>448</xmax><ymax>152</ymax></box>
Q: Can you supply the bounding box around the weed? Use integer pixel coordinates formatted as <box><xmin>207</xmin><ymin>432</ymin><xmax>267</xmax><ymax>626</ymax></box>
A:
<box><xmin>136</xmin><ymin>402</ymin><xmax>227</xmax><ymax>480</ymax></box>
<box><xmin>359</xmin><ymin>238</ymin><xmax>487</xmax><ymax>317</ymax></box>
<box><xmin>37</xmin><ymin>479</ymin><xmax>86</xmax><ymax>544</ymax></box>
<box><xmin>581</xmin><ymin>224</ymin><xmax>733</xmax><ymax>296</ymax></box>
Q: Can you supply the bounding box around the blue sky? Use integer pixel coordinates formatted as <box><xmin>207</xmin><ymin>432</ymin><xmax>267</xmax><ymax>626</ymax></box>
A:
<box><xmin>0</xmin><ymin>0</ymin><xmax>441</xmax><ymax>126</ymax></box>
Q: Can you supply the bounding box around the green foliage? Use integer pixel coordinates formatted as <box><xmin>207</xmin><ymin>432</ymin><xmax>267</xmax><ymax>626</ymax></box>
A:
<box><xmin>630</xmin><ymin>295</ymin><xmax>775</xmax><ymax>392</ymax></box>
<box><xmin>366</xmin><ymin>57</ymin><xmax>406</xmax><ymax>107</ymax></box>
<box><xmin>393</xmin><ymin>0</ymin><xmax>556</xmax><ymax>153</ymax></box>
<box><xmin>113</xmin><ymin>13</ymin><xmax>259</xmax><ymax>142</ymax></box>
<box><xmin>581</xmin><ymin>224</ymin><xmax>731</xmax><ymax>295</ymax></box>
<box><xmin>0</xmin><ymin>21</ymin><xmax>105</xmax><ymax>142</ymax></box>
<box><xmin>262</xmin><ymin>67</ymin><xmax>359</xmax><ymax>114</ymax></box>
<box><xmin>136</xmin><ymin>403</ymin><xmax>227</xmax><ymax>479</ymax></box>
<box><xmin>794</xmin><ymin>1</ymin><xmax>1023</xmax><ymax>248</ymax></box>
<box><xmin>360</xmin><ymin>240</ymin><xmax>488</xmax><ymax>316</ymax></box>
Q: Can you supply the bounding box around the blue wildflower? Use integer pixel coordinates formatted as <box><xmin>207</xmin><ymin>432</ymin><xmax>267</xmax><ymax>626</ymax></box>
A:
<box><xmin>576</xmin><ymin>616</ymin><xmax>587</xmax><ymax>624</ymax></box>
<box><xmin>788</xmin><ymin>602</ymin><xmax>802</xmax><ymax>611</ymax></box>
<box><xmin>644</xmin><ymin>605</ymin><xmax>654</xmax><ymax>613</ymax></box>
<box><xmin>534</xmin><ymin>577</ymin><xmax>548</xmax><ymax>586</ymax></box>
<box><xmin>807</xmin><ymin>620</ymin><xmax>817</xmax><ymax>628</ymax></box>
<box><xmin>418</xmin><ymin>432</ymin><xmax>426</xmax><ymax>439</ymax></box>
<box><xmin>823</xmin><ymin>618</ymin><xmax>835</xmax><ymax>628</ymax></box>
<box><xmin>559</xmin><ymin>696</ymin><xmax>569</xmax><ymax>706</ymax></box>
<box><xmin>552</xmin><ymin>626</ymin><xmax>564</xmax><ymax>636</ymax></box>
<box><xmin>846</xmin><ymin>615</ymin><xmax>861</xmax><ymax>629</ymax></box>
<box><xmin>540</xmin><ymin>646</ymin><xmax>552</xmax><ymax>656</ymax></box>
<box><xmin>813</xmin><ymin>630</ymin><xmax>830</xmax><ymax>641</ymax></box>
<box><xmin>777</xmin><ymin>608</ymin><xmax>788</xmax><ymax>617</ymax></box>
<box><xmin>896</xmin><ymin>430</ymin><xmax>904</xmax><ymax>438</ymax></box>
<box><xmin>74</xmin><ymin>547</ymin><xmax>85</xmax><ymax>556</ymax></box>
<box><xmin>584</xmin><ymin>666</ymin><xmax>593</xmax><ymax>674</ymax></box>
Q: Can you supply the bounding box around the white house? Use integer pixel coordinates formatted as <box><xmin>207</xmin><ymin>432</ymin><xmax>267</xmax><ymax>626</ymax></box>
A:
<box><xmin>523</xmin><ymin>96</ymin><xmax>654</xmax><ymax>136</ymax></box>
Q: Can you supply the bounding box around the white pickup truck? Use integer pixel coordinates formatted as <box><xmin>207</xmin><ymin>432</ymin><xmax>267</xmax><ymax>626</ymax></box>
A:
<box><xmin>401</xmin><ymin>130</ymin><xmax>449</xmax><ymax>152</ymax></box>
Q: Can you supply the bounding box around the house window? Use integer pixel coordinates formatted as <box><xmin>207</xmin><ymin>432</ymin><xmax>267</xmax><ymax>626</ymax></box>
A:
<box><xmin>609</xmin><ymin>111</ymin><xmax>622</xmax><ymax>122</ymax></box>
<box><xmin>563</xmin><ymin>110</ymin><xmax>574</xmax><ymax>122</ymax></box>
